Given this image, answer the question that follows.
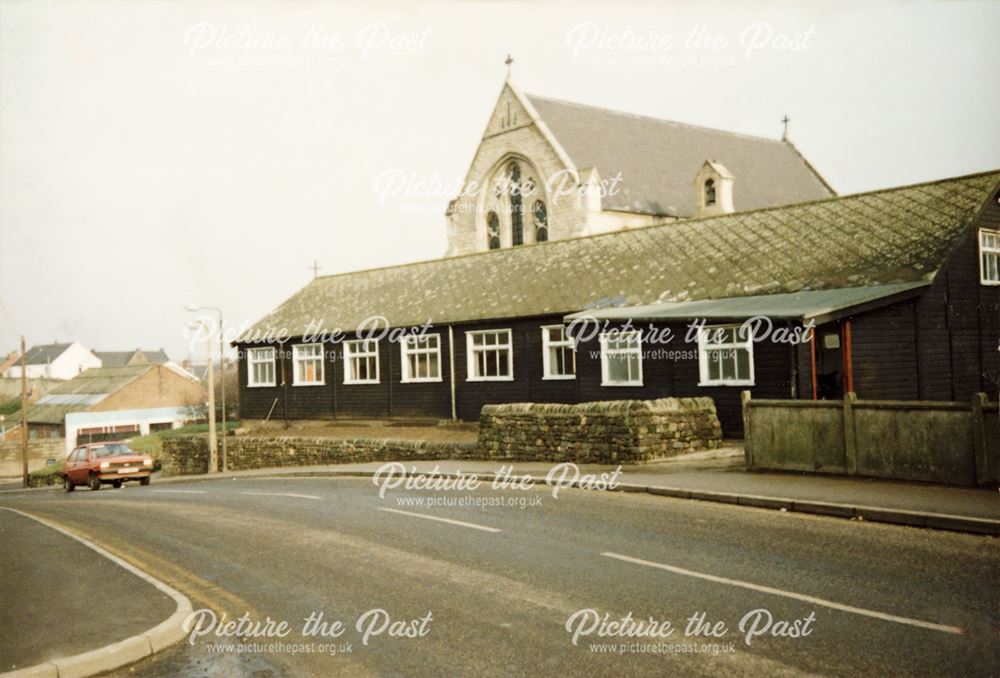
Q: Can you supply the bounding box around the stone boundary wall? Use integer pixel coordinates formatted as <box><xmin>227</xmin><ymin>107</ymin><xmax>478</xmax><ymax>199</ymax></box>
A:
<box><xmin>160</xmin><ymin>398</ymin><xmax>722</xmax><ymax>474</ymax></box>
<box><xmin>477</xmin><ymin>399</ymin><xmax>723</xmax><ymax>464</ymax></box>
<box><xmin>160</xmin><ymin>435</ymin><xmax>478</xmax><ymax>475</ymax></box>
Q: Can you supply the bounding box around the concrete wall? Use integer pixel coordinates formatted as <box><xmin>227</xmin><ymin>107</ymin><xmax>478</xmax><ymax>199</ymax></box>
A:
<box><xmin>744</xmin><ymin>392</ymin><xmax>999</xmax><ymax>486</ymax></box>
<box><xmin>478</xmin><ymin>398</ymin><xmax>723</xmax><ymax>464</ymax></box>
<box><xmin>0</xmin><ymin>377</ymin><xmax>61</xmax><ymax>400</ymax></box>
<box><xmin>0</xmin><ymin>439</ymin><xmax>66</xmax><ymax>477</ymax></box>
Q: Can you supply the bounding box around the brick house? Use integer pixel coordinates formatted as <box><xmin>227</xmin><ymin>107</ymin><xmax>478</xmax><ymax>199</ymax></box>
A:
<box><xmin>26</xmin><ymin>364</ymin><xmax>207</xmax><ymax>451</ymax></box>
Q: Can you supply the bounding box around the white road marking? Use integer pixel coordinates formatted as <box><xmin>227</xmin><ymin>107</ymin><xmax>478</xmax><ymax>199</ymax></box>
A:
<box><xmin>241</xmin><ymin>491</ymin><xmax>321</xmax><ymax>500</ymax></box>
<box><xmin>601</xmin><ymin>551</ymin><xmax>963</xmax><ymax>635</ymax></box>
<box><xmin>150</xmin><ymin>489</ymin><xmax>206</xmax><ymax>494</ymax></box>
<box><xmin>378</xmin><ymin>507</ymin><xmax>501</xmax><ymax>533</ymax></box>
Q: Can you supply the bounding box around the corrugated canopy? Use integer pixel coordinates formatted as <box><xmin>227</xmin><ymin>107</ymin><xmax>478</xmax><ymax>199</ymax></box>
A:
<box><xmin>564</xmin><ymin>282</ymin><xmax>929</xmax><ymax>325</ymax></box>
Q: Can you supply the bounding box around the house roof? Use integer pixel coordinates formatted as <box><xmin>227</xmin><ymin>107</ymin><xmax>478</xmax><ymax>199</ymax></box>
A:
<box><xmin>526</xmin><ymin>94</ymin><xmax>835</xmax><ymax>216</ymax></box>
<box><xmin>240</xmin><ymin>171</ymin><xmax>1000</xmax><ymax>343</ymax></box>
<box><xmin>564</xmin><ymin>282</ymin><xmax>929</xmax><ymax>326</ymax></box>
<box><xmin>94</xmin><ymin>349</ymin><xmax>171</xmax><ymax>367</ymax></box>
<box><xmin>94</xmin><ymin>351</ymin><xmax>137</xmax><ymax>367</ymax></box>
<box><xmin>144</xmin><ymin>350</ymin><xmax>170</xmax><ymax>364</ymax></box>
<box><xmin>27</xmin><ymin>365</ymin><xmax>153</xmax><ymax>424</ymax></box>
<box><xmin>23</xmin><ymin>343</ymin><xmax>74</xmax><ymax>365</ymax></box>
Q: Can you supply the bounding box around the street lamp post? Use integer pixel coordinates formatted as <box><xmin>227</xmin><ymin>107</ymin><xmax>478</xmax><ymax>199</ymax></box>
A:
<box><xmin>187</xmin><ymin>305</ymin><xmax>226</xmax><ymax>472</ymax></box>
<box><xmin>188</xmin><ymin>318</ymin><xmax>217</xmax><ymax>473</ymax></box>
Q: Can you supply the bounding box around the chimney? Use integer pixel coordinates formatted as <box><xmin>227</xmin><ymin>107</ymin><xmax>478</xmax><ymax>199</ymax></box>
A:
<box><xmin>694</xmin><ymin>160</ymin><xmax>735</xmax><ymax>218</ymax></box>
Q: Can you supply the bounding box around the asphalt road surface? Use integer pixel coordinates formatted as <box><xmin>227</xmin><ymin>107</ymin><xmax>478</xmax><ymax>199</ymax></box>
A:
<box><xmin>0</xmin><ymin>476</ymin><xmax>997</xmax><ymax>677</ymax></box>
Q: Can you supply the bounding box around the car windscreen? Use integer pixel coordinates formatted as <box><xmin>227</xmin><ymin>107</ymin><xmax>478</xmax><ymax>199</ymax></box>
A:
<box><xmin>91</xmin><ymin>444</ymin><xmax>133</xmax><ymax>458</ymax></box>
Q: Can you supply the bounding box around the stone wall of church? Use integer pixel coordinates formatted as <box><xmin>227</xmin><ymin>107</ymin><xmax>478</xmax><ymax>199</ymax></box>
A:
<box><xmin>446</xmin><ymin>86</ymin><xmax>592</xmax><ymax>256</ymax></box>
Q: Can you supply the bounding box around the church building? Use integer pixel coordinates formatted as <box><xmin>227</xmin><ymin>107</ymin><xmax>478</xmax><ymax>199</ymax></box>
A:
<box><xmin>236</xmin><ymin>78</ymin><xmax>1000</xmax><ymax>436</ymax></box>
<box><xmin>445</xmin><ymin>77</ymin><xmax>835</xmax><ymax>255</ymax></box>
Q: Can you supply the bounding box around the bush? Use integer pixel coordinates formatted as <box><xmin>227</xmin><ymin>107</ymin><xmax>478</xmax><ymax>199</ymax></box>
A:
<box><xmin>28</xmin><ymin>458</ymin><xmax>64</xmax><ymax>487</ymax></box>
<box><xmin>0</xmin><ymin>398</ymin><xmax>21</xmax><ymax>417</ymax></box>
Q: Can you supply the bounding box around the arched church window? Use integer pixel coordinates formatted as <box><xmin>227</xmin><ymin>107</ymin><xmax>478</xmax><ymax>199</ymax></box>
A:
<box><xmin>487</xmin><ymin>211</ymin><xmax>501</xmax><ymax>250</ymax></box>
<box><xmin>509</xmin><ymin>162</ymin><xmax>524</xmax><ymax>246</ymax></box>
<box><xmin>705</xmin><ymin>178</ymin><xmax>716</xmax><ymax>206</ymax></box>
<box><xmin>534</xmin><ymin>200</ymin><xmax>548</xmax><ymax>242</ymax></box>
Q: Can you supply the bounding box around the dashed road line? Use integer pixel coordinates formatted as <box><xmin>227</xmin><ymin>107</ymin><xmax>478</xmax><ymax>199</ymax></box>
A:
<box><xmin>378</xmin><ymin>507</ymin><xmax>502</xmax><ymax>533</ymax></box>
<box><xmin>241</xmin><ymin>491</ymin><xmax>322</xmax><ymax>500</ymax></box>
<box><xmin>601</xmin><ymin>551</ymin><xmax>963</xmax><ymax>635</ymax></box>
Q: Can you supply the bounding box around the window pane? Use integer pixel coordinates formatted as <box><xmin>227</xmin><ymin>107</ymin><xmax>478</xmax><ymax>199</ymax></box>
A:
<box><xmin>627</xmin><ymin>354</ymin><xmax>639</xmax><ymax>381</ymax></box>
<box><xmin>708</xmin><ymin>351</ymin><xmax>721</xmax><ymax>381</ymax></box>
<box><xmin>607</xmin><ymin>355</ymin><xmax>628</xmax><ymax>382</ymax></box>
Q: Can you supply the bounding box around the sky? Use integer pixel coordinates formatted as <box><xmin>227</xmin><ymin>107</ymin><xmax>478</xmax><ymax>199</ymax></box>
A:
<box><xmin>1</xmin><ymin>0</ymin><xmax>998</xmax><ymax>362</ymax></box>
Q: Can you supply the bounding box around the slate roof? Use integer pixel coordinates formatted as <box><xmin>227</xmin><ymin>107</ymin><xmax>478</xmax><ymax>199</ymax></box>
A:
<box><xmin>94</xmin><ymin>349</ymin><xmax>171</xmax><ymax>367</ymax></box>
<box><xmin>23</xmin><ymin>343</ymin><xmax>74</xmax><ymax>365</ymax></box>
<box><xmin>527</xmin><ymin>94</ymin><xmax>835</xmax><ymax>216</ymax></box>
<box><xmin>241</xmin><ymin>171</ymin><xmax>1000</xmax><ymax>343</ymax></box>
<box><xmin>94</xmin><ymin>351</ymin><xmax>136</xmax><ymax>367</ymax></box>
<box><xmin>27</xmin><ymin>366</ymin><xmax>154</xmax><ymax>424</ymax></box>
<box><xmin>144</xmin><ymin>350</ymin><xmax>170</xmax><ymax>364</ymax></box>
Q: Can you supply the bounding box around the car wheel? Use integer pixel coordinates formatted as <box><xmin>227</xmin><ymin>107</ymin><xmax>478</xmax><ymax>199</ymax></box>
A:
<box><xmin>112</xmin><ymin>480</ymin><xmax>122</xmax><ymax>489</ymax></box>
<box><xmin>88</xmin><ymin>472</ymin><xmax>101</xmax><ymax>491</ymax></box>
<box><xmin>63</xmin><ymin>476</ymin><xmax>75</xmax><ymax>492</ymax></box>
<box><xmin>140</xmin><ymin>476</ymin><xmax>150</xmax><ymax>486</ymax></box>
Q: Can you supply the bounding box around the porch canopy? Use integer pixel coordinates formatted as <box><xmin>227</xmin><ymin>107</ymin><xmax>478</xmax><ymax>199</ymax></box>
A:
<box><xmin>563</xmin><ymin>282</ymin><xmax>928</xmax><ymax>326</ymax></box>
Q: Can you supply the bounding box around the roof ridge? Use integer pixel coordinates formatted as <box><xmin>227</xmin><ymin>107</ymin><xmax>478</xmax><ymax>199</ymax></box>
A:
<box><xmin>524</xmin><ymin>92</ymin><xmax>788</xmax><ymax>145</ymax></box>
<box><xmin>305</xmin><ymin>169</ymin><xmax>1000</xmax><ymax>285</ymax></box>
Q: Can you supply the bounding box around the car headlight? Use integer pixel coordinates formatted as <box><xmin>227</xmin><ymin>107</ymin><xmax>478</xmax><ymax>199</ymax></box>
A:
<box><xmin>143</xmin><ymin>458</ymin><xmax>153</xmax><ymax>466</ymax></box>
<box><xmin>99</xmin><ymin>461</ymin><xmax>110</xmax><ymax>469</ymax></box>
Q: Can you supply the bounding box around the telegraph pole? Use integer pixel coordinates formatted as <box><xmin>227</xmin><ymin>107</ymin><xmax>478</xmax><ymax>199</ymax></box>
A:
<box><xmin>20</xmin><ymin>336</ymin><xmax>27</xmax><ymax>488</ymax></box>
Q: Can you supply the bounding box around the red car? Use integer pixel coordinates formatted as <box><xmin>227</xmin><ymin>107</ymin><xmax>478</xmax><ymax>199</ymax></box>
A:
<box><xmin>62</xmin><ymin>441</ymin><xmax>154</xmax><ymax>491</ymax></box>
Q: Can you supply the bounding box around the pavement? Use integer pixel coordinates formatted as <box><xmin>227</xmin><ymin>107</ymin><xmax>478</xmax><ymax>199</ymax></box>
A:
<box><xmin>0</xmin><ymin>507</ymin><xmax>191</xmax><ymax>677</ymax></box>
<box><xmin>0</xmin><ymin>475</ymin><xmax>997</xmax><ymax>676</ymax></box>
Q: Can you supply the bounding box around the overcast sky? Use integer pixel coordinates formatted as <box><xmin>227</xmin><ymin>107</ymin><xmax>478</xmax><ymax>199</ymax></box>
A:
<box><xmin>1</xmin><ymin>0</ymin><xmax>998</xmax><ymax>362</ymax></box>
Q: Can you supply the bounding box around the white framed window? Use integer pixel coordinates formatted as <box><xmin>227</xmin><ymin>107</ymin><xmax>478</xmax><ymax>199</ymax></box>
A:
<box><xmin>344</xmin><ymin>339</ymin><xmax>380</xmax><ymax>384</ymax></box>
<box><xmin>292</xmin><ymin>343</ymin><xmax>325</xmax><ymax>386</ymax></box>
<box><xmin>466</xmin><ymin>329</ymin><xmax>513</xmax><ymax>381</ymax></box>
<box><xmin>600</xmin><ymin>330</ymin><xmax>643</xmax><ymax>386</ymax></box>
<box><xmin>247</xmin><ymin>347</ymin><xmax>276</xmax><ymax>387</ymax></box>
<box><xmin>979</xmin><ymin>228</ymin><xmax>1000</xmax><ymax>285</ymax></box>
<box><xmin>698</xmin><ymin>325</ymin><xmax>755</xmax><ymax>386</ymax></box>
<box><xmin>541</xmin><ymin>325</ymin><xmax>575</xmax><ymax>380</ymax></box>
<box><xmin>400</xmin><ymin>334</ymin><xmax>441</xmax><ymax>383</ymax></box>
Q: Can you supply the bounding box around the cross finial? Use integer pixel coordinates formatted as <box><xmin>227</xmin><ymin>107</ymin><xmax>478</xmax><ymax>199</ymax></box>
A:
<box><xmin>308</xmin><ymin>259</ymin><xmax>322</xmax><ymax>279</ymax></box>
<box><xmin>781</xmin><ymin>114</ymin><xmax>791</xmax><ymax>140</ymax></box>
<box><xmin>505</xmin><ymin>54</ymin><xmax>513</xmax><ymax>78</ymax></box>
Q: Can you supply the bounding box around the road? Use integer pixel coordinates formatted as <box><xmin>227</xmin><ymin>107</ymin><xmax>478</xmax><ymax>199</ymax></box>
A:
<box><xmin>0</xmin><ymin>476</ymin><xmax>997</xmax><ymax>677</ymax></box>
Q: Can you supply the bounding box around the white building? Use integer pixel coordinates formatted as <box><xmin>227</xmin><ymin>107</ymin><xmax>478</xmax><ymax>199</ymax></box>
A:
<box><xmin>4</xmin><ymin>342</ymin><xmax>102</xmax><ymax>380</ymax></box>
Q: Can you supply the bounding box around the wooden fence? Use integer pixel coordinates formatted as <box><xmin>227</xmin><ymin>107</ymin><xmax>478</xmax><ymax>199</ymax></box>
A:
<box><xmin>742</xmin><ymin>392</ymin><xmax>998</xmax><ymax>487</ymax></box>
